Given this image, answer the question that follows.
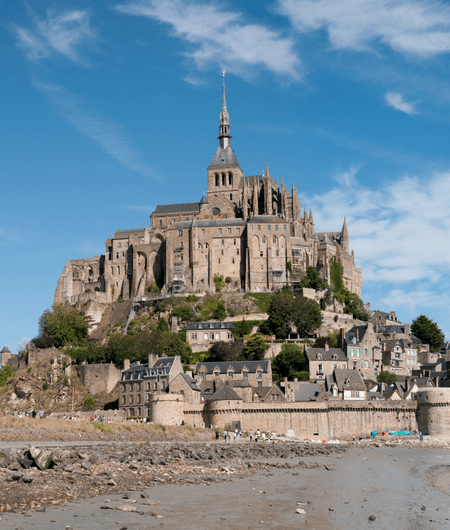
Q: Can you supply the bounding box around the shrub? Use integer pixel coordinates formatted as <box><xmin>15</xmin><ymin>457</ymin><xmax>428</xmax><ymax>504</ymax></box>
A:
<box><xmin>213</xmin><ymin>275</ymin><xmax>226</xmax><ymax>292</ymax></box>
<box><xmin>172</xmin><ymin>306</ymin><xmax>195</xmax><ymax>321</ymax></box>
<box><xmin>84</xmin><ymin>396</ymin><xmax>96</xmax><ymax>410</ymax></box>
<box><xmin>42</xmin><ymin>381</ymin><xmax>49</xmax><ymax>391</ymax></box>
<box><xmin>225</xmin><ymin>276</ymin><xmax>232</xmax><ymax>284</ymax></box>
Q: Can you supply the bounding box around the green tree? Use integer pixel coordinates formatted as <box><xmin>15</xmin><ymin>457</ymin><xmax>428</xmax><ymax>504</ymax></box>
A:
<box><xmin>292</xmin><ymin>296</ymin><xmax>323</xmax><ymax>337</ymax></box>
<box><xmin>377</xmin><ymin>371</ymin><xmax>397</xmax><ymax>383</ymax></box>
<box><xmin>171</xmin><ymin>306</ymin><xmax>195</xmax><ymax>322</ymax></box>
<box><xmin>156</xmin><ymin>318</ymin><xmax>170</xmax><ymax>332</ymax></box>
<box><xmin>300</xmin><ymin>267</ymin><xmax>328</xmax><ymax>291</ymax></box>
<box><xmin>34</xmin><ymin>305</ymin><xmax>90</xmax><ymax>348</ymax></box>
<box><xmin>264</xmin><ymin>288</ymin><xmax>295</xmax><ymax>339</ymax></box>
<box><xmin>272</xmin><ymin>343</ymin><xmax>306</xmax><ymax>381</ymax></box>
<box><xmin>313</xmin><ymin>330</ymin><xmax>339</xmax><ymax>349</ymax></box>
<box><xmin>411</xmin><ymin>315</ymin><xmax>445</xmax><ymax>352</ymax></box>
<box><xmin>242</xmin><ymin>335</ymin><xmax>268</xmax><ymax>361</ymax></box>
<box><xmin>0</xmin><ymin>365</ymin><xmax>12</xmax><ymax>387</ymax></box>
<box><xmin>212</xmin><ymin>300</ymin><xmax>227</xmax><ymax>320</ymax></box>
<box><xmin>209</xmin><ymin>341</ymin><xmax>243</xmax><ymax>362</ymax></box>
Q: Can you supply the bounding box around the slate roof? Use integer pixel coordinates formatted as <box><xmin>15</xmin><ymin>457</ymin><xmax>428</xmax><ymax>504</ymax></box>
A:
<box><xmin>186</xmin><ymin>322</ymin><xmax>235</xmax><ymax>331</ymax></box>
<box><xmin>314</xmin><ymin>231</ymin><xmax>341</xmax><ymax>244</ymax></box>
<box><xmin>113</xmin><ymin>228</ymin><xmax>145</xmax><ymax>238</ymax></box>
<box><xmin>178</xmin><ymin>373</ymin><xmax>201</xmax><ymax>392</ymax></box>
<box><xmin>173</xmin><ymin>218</ymin><xmax>245</xmax><ymax>229</ymax></box>
<box><xmin>209</xmin><ymin>385</ymin><xmax>242</xmax><ymax>401</ymax></box>
<box><xmin>306</xmin><ymin>348</ymin><xmax>347</xmax><ymax>362</ymax></box>
<box><xmin>121</xmin><ymin>356</ymin><xmax>178</xmax><ymax>380</ymax></box>
<box><xmin>153</xmin><ymin>202</ymin><xmax>200</xmax><ymax>215</ymax></box>
<box><xmin>229</xmin><ymin>380</ymin><xmax>252</xmax><ymax>388</ymax></box>
<box><xmin>294</xmin><ymin>382</ymin><xmax>322</xmax><ymax>402</ymax></box>
<box><xmin>195</xmin><ymin>360</ymin><xmax>270</xmax><ymax>375</ymax></box>
<box><xmin>1</xmin><ymin>345</ymin><xmax>11</xmax><ymax>353</ymax></box>
<box><xmin>333</xmin><ymin>369</ymin><xmax>366</xmax><ymax>392</ymax></box>
<box><xmin>208</xmin><ymin>145</ymin><xmax>239</xmax><ymax>169</ymax></box>
<box><xmin>248</xmin><ymin>215</ymin><xmax>286</xmax><ymax>223</ymax></box>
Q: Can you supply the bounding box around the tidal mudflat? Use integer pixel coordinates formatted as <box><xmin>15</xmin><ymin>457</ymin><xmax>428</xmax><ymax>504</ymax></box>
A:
<box><xmin>1</xmin><ymin>442</ymin><xmax>450</xmax><ymax>530</ymax></box>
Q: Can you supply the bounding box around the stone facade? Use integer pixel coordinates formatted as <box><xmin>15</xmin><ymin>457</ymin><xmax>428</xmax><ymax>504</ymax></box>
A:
<box><xmin>54</xmin><ymin>75</ymin><xmax>361</xmax><ymax>305</ymax></box>
<box><xmin>305</xmin><ymin>345</ymin><xmax>348</xmax><ymax>382</ymax></box>
<box><xmin>78</xmin><ymin>363</ymin><xmax>121</xmax><ymax>395</ymax></box>
<box><xmin>194</xmin><ymin>360</ymin><xmax>272</xmax><ymax>388</ymax></box>
<box><xmin>186</xmin><ymin>321</ymin><xmax>235</xmax><ymax>353</ymax></box>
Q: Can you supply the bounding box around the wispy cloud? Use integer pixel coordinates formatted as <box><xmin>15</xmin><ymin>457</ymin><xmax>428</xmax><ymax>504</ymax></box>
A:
<box><xmin>278</xmin><ymin>0</ymin><xmax>450</xmax><ymax>57</ymax></box>
<box><xmin>115</xmin><ymin>0</ymin><xmax>300</xmax><ymax>79</ymax></box>
<box><xmin>302</xmin><ymin>167</ymin><xmax>450</xmax><ymax>285</ymax></box>
<box><xmin>14</xmin><ymin>8</ymin><xmax>96</xmax><ymax>64</ymax></box>
<box><xmin>385</xmin><ymin>92</ymin><xmax>417</xmax><ymax>115</ymax></box>
<box><xmin>33</xmin><ymin>81</ymin><xmax>160</xmax><ymax>180</ymax></box>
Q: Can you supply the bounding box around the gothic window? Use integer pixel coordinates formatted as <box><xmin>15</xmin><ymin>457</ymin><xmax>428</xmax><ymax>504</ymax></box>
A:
<box><xmin>262</xmin><ymin>236</ymin><xmax>266</xmax><ymax>243</ymax></box>
<box><xmin>198</xmin><ymin>243</ymin><xmax>201</xmax><ymax>248</ymax></box>
<box><xmin>215</xmin><ymin>173</ymin><xmax>219</xmax><ymax>186</ymax></box>
<box><xmin>205</xmin><ymin>243</ymin><xmax>208</xmax><ymax>248</ymax></box>
<box><xmin>122</xmin><ymin>252</ymin><xmax>124</xmax><ymax>258</ymax></box>
<box><xmin>228</xmin><ymin>172</ymin><xmax>232</xmax><ymax>185</ymax></box>
<box><xmin>222</xmin><ymin>173</ymin><xmax>226</xmax><ymax>186</ymax></box>
<box><xmin>273</xmin><ymin>236</ymin><xmax>276</xmax><ymax>243</ymax></box>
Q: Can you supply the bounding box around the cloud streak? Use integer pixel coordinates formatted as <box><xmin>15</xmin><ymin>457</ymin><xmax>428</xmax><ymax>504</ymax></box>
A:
<box><xmin>278</xmin><ymin>0</ymin><xmax>450</xmax><ymax>57</ymax></box>
<box><xmin>385</xmin><ymin>92</ymin><xmax>417</xmax><ymax>115</ymax></box>
<box><xmin>115</xmin><ymin>0</ymin><xmax>300</xmax><ymax>79</ymax></box>
<box><xmin>14</xmin><ymin>8</ymin><xmax>96</xmax><ymax>64</ymax></box>
<box><xmin>33</xmin><ymin>81</ymin><xmax>159</xmax><ymax>180</ymax></box>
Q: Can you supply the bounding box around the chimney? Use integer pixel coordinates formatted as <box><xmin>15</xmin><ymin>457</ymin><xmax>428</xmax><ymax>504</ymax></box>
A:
<box><xmin>390</xmin><ymin>311</ymin><xmax>396</xmax><ymax>317</ymax></box>
<box><xmin>124</xmin><ymin>359</ymin><xmax>130</xmax><ymax>370</ymax></box>
<box><xmin>355</xmin><ymin>328</ymin><xmax>359</xmax><ymax>340</ymax></box>
<box><xmin>404</xmin><ymin>323</ymin><xmax>410</xmax><ymax>336</ymax></box>
<box><xmin>339</xmin><ymin>328</ymin><xmax>345</xmax><ymax>348</ymax></box>
<box><xmin>148</xmin><ymin>353</ymin><xmax>158</xmax><ymax>367</ymax></box>
<box><xmin>325</xmin><ymin>343</ymin><xmax>329</xmax><ymax>351</ymax></box>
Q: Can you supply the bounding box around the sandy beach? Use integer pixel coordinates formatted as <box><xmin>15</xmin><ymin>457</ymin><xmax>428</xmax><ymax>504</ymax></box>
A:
<box><xmin>1</xmin><ymin>441</ymin><xmax>450</xmax><ymax>530</ymax></box>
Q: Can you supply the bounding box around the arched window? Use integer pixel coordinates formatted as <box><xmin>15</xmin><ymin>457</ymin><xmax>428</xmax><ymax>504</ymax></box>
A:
<box><xmin>273</xmin><ymin>236</ymin><xmax>277</xmax><ymax>244</ymax></box>
<box><xmin>228</xmin><ymin>172</ymin><xmax>232</xmax><ymax>185</ymax></box>
<box><xmin>230</xmin><ymin>194</ymin><xmax>233</xmax><ymax>200</ymax></box>
<box><xmin>215</xmin><ymin>173</ymin><xmax>219</xmax><ymax>186</ymax></box>
<box><xmin>262</xmin><ymin>236</ymin><xmax>266</xmax><ymax>243</ymax></box>
<box><xmin>222</xmin><ymin>173</ymin><xmax>226</xmax><ymax>186</ymax></box>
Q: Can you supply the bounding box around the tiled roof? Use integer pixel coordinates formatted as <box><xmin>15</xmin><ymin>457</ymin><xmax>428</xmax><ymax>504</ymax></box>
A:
<box><xmin>186</xmin><ymin>322</ymin><xmax>235</xmax><ymax>330</ymax></box>
<box><xmin>153</xmin><ymin>202</ymin><xmax>200</xmax><ymax>215</ymax></box>
<box><xmin>208</xmin><ymin>145</ymin><xmax>239</xmax><ymax>169</ymax></box>
<box><xmin>195</xmin><ymin>360</ymin><xmax>270</xmax><ymax>375</ymax></box>
<box><xmin>306</xmin><ymin>348</ymin><xmax>347</xmax><ymax>362</ymax></box>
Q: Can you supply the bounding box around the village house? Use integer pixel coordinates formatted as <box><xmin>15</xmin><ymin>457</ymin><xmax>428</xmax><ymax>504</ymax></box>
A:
<box><xmin>119</xmin><ymin>354</ymin><xmax>183</xmax><ymax>418</ymax></box>
<box><xmin>369</xmin><ymin>310</ymin><xmax>402</xmax><ymax>331</ymax></box>
<box><xmin>194</xmin><ymin>360</ymin><xmax>272</xmax><ymax>388</ymax></box>
<box><xmin>186</xmin><ymin>321</ymin><xmax>236</xmax><ymax>353</ymax></box>
<box><xmin>305</xmin><ymin>345</ymin><xmax>347</xmax><ymax>382</ymax></box>
<box><xmin>381</xmin><ymin>338</ymin><xmax>418</xmax><ymax>376</ymax></box>
<box><xmin>341</xmin><ymin>324</ymin><xmax>382</xmax><ymax>379</ymax></box>
<box><xmin>327</xmin><ymin>368</ymin><xmax>367</xmax><ymax>400</ymax></box>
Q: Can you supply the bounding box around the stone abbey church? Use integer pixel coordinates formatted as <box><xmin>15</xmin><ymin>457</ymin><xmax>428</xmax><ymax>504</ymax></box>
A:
<box><xmin>54</xmin><ymin>76</ymin><xmax>361</xmax><ymax>306</ymax></box>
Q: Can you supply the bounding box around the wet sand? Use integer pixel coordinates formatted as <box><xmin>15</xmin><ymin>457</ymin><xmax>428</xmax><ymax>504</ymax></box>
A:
<box><xmin>2</xmin><ymin>445</ymin><xmax>450</xmax><ymax>530</ymax></box>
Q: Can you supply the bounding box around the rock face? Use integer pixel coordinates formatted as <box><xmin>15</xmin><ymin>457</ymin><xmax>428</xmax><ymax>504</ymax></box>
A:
<box><xmin>14</xmin><ymin>380</ymin><xmax>33</xmax><ymax>400</ymax></box>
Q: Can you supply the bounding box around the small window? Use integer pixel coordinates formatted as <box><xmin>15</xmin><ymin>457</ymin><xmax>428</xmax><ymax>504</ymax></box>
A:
<box><xmin>218</xmin><ymin>258</ymin><xmax>221</xmax><ymax>264</ymax></box>
<box><xmin>228</xmin><ymin>172</ymin><xmax>232</xmax><ymax>185</ymax></box>
<box><xmin>283</xmin><ymin>225</ymin><xmax>287</xmax><ymax>230</ymax></box>
<box><xmin>222</xmin><ymin>173</ymin><xmax>226</xmax><ymax>186</ymax></box>
<box><xmin>243</xmin><ymin>371</ymin><xmax>248</xmax><ymax>379</ymax></box>
<box><xmin>201</xmin><ymin>229</ymin><xmax>205</xmax><ymax>235</ymax></box>
<box><xmin>122</xmin><ymin>252</ymin><xmax>125</xmax><ymax>258</ymax></box>
<box><xmin>257</xmin><ymin>371</ymin><xmax>262</xmax><ymax>379</ymax></box>
<box><xmin>232</xmin><ymin>258</ymin><xmax>235</xmax><ymax>264</ymax></box>
<box><xmin>260</xmin><ymin>251</ymin><xmax>263</xmax><ymax>257</ymax></box>
<box><xmin>262</xmin><ymin>236</ymin><xmax>266</xmax><ymax>243</ymax></box>
<box><xmin>250</xmin><ymin>225</ymin><xmax>253</xmax><ymax>231</ymax></box>
<box><xmin>204</xmin><ymin>333</ymin><xmax>208</xmax><ymax>340</ymax></box>
<box><xmin>116</xmin><ymin>252</ymin><xmax>119</xmax><ymax>259</ymax></box>
<box><xmin>227</xmin><ymin>371</ymin><xmax>233</xmax><ymax>378</ymax></box>
<box><xmin>221</xmin><ymin>249</ymin><xmax>224</xmax><ymax>255</ymax></box>
<box><xmin>230</xmin><ymin>194</ymin><xmax>233</xmax><ymax>200</ymax></box>
<box><xmin>273</xmin><ymin>237</ymin><xmax>276</xmax><ymax>244</ymax></box>
<box><xmin>257</xmin><ymin>225</ymin><xmax>261</xmax><ymax>231</ymax></box>
<box><xmin>268</xmin><ymin>225</ymin><xmax>271</xmax><ymax>231</ymax></box>
<box><xmin>227</xmin><ymin>228</ymin><xmax>231</xmax><ymax>234</ymax></box>
<box><xmin>178</xmin><ymin>230</ymin><xmax>183</xmax><ymax>236</ymax></box>
<box><xmin>210</xmin><ymin>333</ymin><xmax>214</xmax><ymax>339</ymax></box>
<box><xmin>205</xmin><ymin>255</ymin><xmax>208</xmax><ymax>261</ymax></box>
<box><xmin>276</xmin><ymin>251</ymin><xmax>279</xmax><ymax>256</ymax></box>
<box><xmin>237</xmin><ymin>249</ymin><xmax>239</xmax><ymax>255</ymax></box>
<box><xmin>219</xmin><ymin>228</ymin><xmax>222</xmax><ymax>234</ymax></box>
<box><xmin>236</xmin><ymin>228</ymin><xmax>240</xmax><ymax>234</ymax></box>
<box><xmin>160</xmin><ymin>219</ymin><xmax>162</xmax><ymax>226</ymax></box>
<box><xmin>215</xmin><ymin>173</ymin><xmax>219</xmax><ymax>186</ymax></box>
<box><xmin>234</xmin><ymin>239</ymin><xmax>236</xmax><ymax>245</ymax></box>
<box><xmin>275</xmin><ymin>225</ymin><xmax>278</xmax><ymax>231</ymax></box>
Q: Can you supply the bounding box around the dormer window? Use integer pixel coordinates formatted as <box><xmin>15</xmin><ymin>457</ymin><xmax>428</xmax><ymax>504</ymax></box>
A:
<box><xmin>317</xmin><ymin>353</ymin><xmax>322</xmax><ymax>360</ymax></box>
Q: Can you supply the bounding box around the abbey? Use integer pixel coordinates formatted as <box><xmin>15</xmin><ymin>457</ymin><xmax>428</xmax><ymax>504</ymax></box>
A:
<box><xmin>54</xmin><ymin>75</ymin><xmax>361</xmax><ymax>305</ymax></box>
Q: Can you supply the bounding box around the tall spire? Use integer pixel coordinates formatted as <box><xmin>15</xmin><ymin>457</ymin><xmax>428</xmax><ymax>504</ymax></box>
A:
<box><xmin>219</xmin><ymin>70</ymin><xmax>231</xmax><ymax>148</ymax></box>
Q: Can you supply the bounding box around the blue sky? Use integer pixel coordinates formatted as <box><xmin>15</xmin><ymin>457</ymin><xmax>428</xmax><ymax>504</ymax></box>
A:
<box><xmin>2</xmin><ymin>0</ymin><xmax>450</xmax><ymax>352</ymax></box>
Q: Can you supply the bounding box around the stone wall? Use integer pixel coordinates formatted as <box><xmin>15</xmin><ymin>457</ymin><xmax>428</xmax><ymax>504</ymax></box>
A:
<box><xmin>416</xmin><ymin>388</ymin><xmax>450</xmax><ymax>439</ymax></box>
<box><xmin>180</xmin><ymin>400</ymin><xmax>417</xmax><ymax>440</ymax></box>
<box><xmin>47</xmin><ymin>409</ymin><xmax>125</xmax><ymax>422</ymax></box>
<box><xmin>78</xmin><ymin>363</ymin><xmax>121</xmax><ymax>395</ymax></box>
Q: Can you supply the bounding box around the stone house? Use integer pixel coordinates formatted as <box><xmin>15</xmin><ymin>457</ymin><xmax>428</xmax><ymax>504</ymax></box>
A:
<box><xmin>251</xmin><ymin>384</ymin><xmax>286</xmax><ymax>403</ymax></box>
<box><xmin>369</xmin><ymin>310</ymin><xmax>402</xmax><ymax>331</ymax></box>
<box><xmin>381</xmin><ymin>339</ymin><xmax>418</xmax><ymax>376</ymax></box>
<box><xmin>120</xmin><ymin>354</ymin><xmax>183</xmax><ymax>418</ymax></box>
<box><xmin>168</xmin><ymin>372</ymin><xmax>202</xmax><ymax>404</ymax></box>
<box><xmin>305</xmin><ymin>345</ymin><xmax>347</xmax><ymax>382</ymax></box>
<box><xmin>186</xmin><ymin>321</ymin><xmax>236</xmax><ymax>353</ymax></box>
<box><xmin>194</xmin><ymin>360</ymin><xmax>272</xmax><ymax>388</ymax></box>
<box><xmin>342</xmin><ymin>324</ymin><xmax>382</xmax><ymax>379</ymax></box>
<box><xmin>328</xmin><ymin>368</ymin><xmax>367</xmax><ymax>400</ymax></box>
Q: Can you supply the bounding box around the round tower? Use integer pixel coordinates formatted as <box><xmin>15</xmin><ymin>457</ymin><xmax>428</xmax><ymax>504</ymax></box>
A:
<box><xmin>417</xmin><ymin>388</ymin><xmax>450</xmax><ymax>439</ymax></box>
<box><xmin>148</xmin><ymin>393</ymin><xmax>184</xmax><ymax>425</ymax></box>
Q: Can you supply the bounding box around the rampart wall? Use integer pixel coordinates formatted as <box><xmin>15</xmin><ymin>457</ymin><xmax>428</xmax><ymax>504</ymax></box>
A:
<box><xmin>78</xmin><ymin>363</ymin><xmax>121</xmax><ymax>395</ymax></box>
<box><xmin>181</xmin><ymin>400</ymin><xmax>418</xmax><ymax>440</ymax></box>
